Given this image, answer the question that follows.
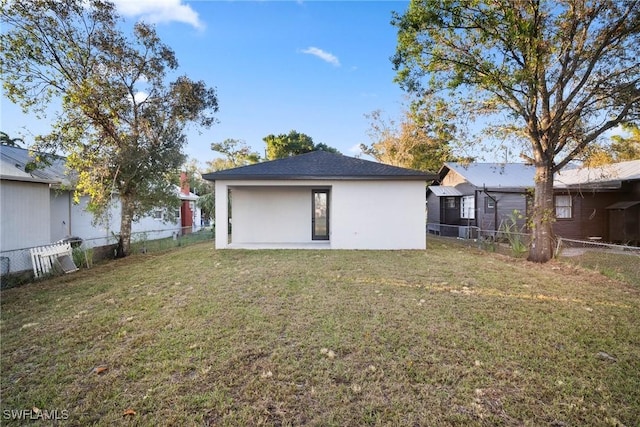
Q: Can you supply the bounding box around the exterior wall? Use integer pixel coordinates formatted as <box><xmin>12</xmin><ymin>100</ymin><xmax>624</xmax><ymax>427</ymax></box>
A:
<box><xmin>631</xmin><ymin>181</ymin><xmax>640</xmax><ymax>199</ymax></box>
<box><xmin>50</xmin><ymin>191</ymin><xmax>119</xmax><ymax>247</ymax></box>
<box><xmin>476</xmin><ymin>191</ymin><xmax>528</xmax><ymax>232</ymax></box>
<box><xmin>552</xmin><ymin>191</ymin><xmax>620</xmax><ymax>241</ymax></box>
<box><xmin>1</xmin><ymin>180</ymin><xmax>52</xmax><ymax>273</ymax></box>
<box><xmin>426</xmin><ymin>193</ymin><xmax>441</xmax><ymax>224</ymax></box>
<box><xmin>1</xmin><ymin>178</ymin><xmax>201</xmax><ymax>274</ymax></box>
<box><xmin>51</xmin><ymin>190</ymin><xmax>190</xmax><ymax>248</ymax></box>
<box><xmin>331</xmin><ymin>180</ymin><xmax>425</xmax><ymax>249</ymax></box>
<box><xmin>232</xmin><ymin>187</ymin><xmax>311</xmax><ymax>243</ymax></box>
<box><xmin>215</xmin><ymin>179</ymin><xmax>426</xmax><ymax>250</ymax></box>
<box><xmin>50</xmin><ymin>190</ymin><xmax>72</xmax><ymax>242</ymax></box>
<box><xmin>1</xmin><ymin>180</ymin><xmax>51</xmax><ymax>251</ymax></box>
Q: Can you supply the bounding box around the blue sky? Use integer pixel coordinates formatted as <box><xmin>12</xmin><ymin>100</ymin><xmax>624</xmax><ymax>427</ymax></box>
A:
<box><xmin>1</xmin><ymin>0</ymin><xmax>412</xmax><ymax>167</ymax></box>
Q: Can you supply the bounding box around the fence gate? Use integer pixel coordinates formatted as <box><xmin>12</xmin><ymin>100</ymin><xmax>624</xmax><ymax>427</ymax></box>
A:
<box><xmin>29</xmin><ymin>243</ymin><xmax>78</xmax><ymax>278</ymax></box>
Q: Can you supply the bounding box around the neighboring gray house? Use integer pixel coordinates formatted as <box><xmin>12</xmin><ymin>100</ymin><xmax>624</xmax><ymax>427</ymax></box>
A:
<box><xmin>203</xmin><ymin>151</ymin><xmax>437</xmax><ymax>250</ymax></box>
<box><xmin>427</xmin><ymin>162</ymin><xmax>536</xmax><ymax>237</ymax></box>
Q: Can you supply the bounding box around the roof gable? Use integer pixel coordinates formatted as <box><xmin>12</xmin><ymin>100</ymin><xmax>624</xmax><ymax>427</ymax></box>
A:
<box><xmin>202</xmin><ymin>151</ymin><xmax>436</xmax><ymax>181</ymax></box>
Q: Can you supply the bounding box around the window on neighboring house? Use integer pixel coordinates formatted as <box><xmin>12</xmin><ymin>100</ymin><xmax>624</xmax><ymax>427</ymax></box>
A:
<box><xmin>485</xmin><ymin>197</ymin><xmax>496</xmax><ymax>213</ymax></box>
<box><xmin>555</xmin><ymin>195</ymin><xmax>572</xmax><ymax>219</ymax></box>
<box><xmin>152</xmin><ymin>209</ymin><xmax>163</xmax><ymax>220</ymax></box>
<box><xmin>445</xmin><ymin>197</ymin><xmax>456</xmax><ymax>209</ymax></box>
<box><xmin>461</xmin><ymin>195</ymin><xmax>475</xmax><ymax>219</ymax></box>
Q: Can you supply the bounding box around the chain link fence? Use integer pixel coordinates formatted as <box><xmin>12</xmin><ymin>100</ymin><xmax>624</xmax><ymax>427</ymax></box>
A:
<box><xmin>0</xmin><ymin>226</ymin><xmax>214</xmax><ymax>289</ymax></box>
<box><xmin>427</xmin><ymin>223</ymin><xmax>531</xmax><ymax>257</ymax></box>
<box><xmin>555</xmin><ymin>237</ymin><xmax>640</xmax><ymax>286</ymax></box>
<box><xmin>427</xmin><ymin>223</ymin><xmax>639</xmax><ymax>285</ymax></box>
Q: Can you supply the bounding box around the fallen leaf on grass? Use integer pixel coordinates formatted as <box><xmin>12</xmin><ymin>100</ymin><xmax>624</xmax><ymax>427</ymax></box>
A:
<box><xmin>596</xmin><ymin>351</ymin><xmax>617</xmax><ymax>362</ymax></box>
<box><xmin>20</xmin><ymin>322</ymin><xmax>39</xmax><ymax>330</ymax></box>
<box><xmin>123</xmin><ymin>409</ymin><xmax>136</xmax><ymax>416</ymax></box>
<box><xmin>92</xmin><ymin>365</ymin><xmax>108</xmax><ymax>375</ymax></box>
<box><xmin>320</xmin><ymin>347</ymin><xmax>336</xmax><ymax>359</ymax></box>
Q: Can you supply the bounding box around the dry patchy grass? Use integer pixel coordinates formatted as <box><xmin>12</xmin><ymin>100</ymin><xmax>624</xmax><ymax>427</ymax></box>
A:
<box><xmin>1</xmin><ymin>240</ymin><xmax>639</xmax><ymax>426</ymax></box>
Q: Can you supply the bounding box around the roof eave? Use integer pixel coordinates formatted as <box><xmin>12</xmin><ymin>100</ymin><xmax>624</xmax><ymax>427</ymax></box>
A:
<box><xmin>203</xmin><ymin>174</ymin><xmax>435</xmax><ymax>182</ymax></box>
<box><xmin>482</xmin><ymin>186</ymin><xmax>533</xmax><ymax>193</ymax></box>
<box><xmin>0</xmin><ymin>174</ymin><xmax>60</xmax><ymax>184</ymax></box>
<box><xmin>555</xmin><ymin>181</ymin><xmax>623</xmax><ymax>191</ymax></box>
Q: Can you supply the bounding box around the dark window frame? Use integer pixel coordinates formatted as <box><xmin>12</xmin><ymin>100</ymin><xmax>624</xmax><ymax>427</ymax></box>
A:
<box><xmin>312</xmin><ymin>189</ymin><xmax>330</xmax><ymax>240</ymax></box>
<box><xmin>445</xmin><ymin>197</ymin><xmax>457</xmax><ymax>209</ymax></box>
<box><xmin>485</xmin><ymin>197</ymin><xmax>496</xmax><ymax>213</ymax></box>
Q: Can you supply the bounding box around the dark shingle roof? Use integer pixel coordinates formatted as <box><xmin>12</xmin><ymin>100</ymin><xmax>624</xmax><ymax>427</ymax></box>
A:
<box><xmin>202</xmin><ymin>151</ymin><xmax>436</xmax><ymax>181</ymax></box>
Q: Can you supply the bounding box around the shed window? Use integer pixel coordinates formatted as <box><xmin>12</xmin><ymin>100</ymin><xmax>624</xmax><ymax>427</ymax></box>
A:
<box><xmin>485</xmin><ymin>197</ymin><xmax>495</xmax><ymax>213</ymax></box>
<box><xmin>152</xmin><ymin>209</ymin><xmax>163</xmax><ymax>220</ymax></box>
<box><xmin>445</xmin><ymin>197</ymin><xmax>456</xmax><ymax>209</ymax></box>
<box><xmin>461</xmin><ymin>196</ymin><xmax>475</xmax><ymax>219</ymax></box>
<box><xmin>555</xmin><ymin>195</ymin><xmax>572</xmax><ymax>219</ymax></box>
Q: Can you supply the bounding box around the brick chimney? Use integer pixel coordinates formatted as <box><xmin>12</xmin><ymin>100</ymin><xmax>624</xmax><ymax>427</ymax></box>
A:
<box><xmin>180</xmin><ymin>171</ymin><xmax>190</xmax><ymax>195</ymax></box>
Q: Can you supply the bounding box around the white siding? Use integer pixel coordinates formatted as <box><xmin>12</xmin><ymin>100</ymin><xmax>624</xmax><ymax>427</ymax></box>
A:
<box><xmin>0</xmin><ymin>180</ymin><xmax>51</xmax><ymax>251</ymax></box>
<box><xmin>1</xmin><ymin>180</ymin><xmax>51</xmax><ymax>251</ymax></box>
<box><xmin>50</xmin><ymin>190</ymin><xmax>72</xmax><ymax>242</ymax></box>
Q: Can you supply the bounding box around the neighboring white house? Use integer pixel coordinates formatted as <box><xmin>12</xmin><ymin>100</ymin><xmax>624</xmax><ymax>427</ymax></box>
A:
<box><xmin>202</xmin><ymin>151</ymin><xmax>436</xmax><ymax>250</ymax></box>
<box><xmin>0</xmin><ymin>145</ymin><xmax>201</xmax><ymax>273</ymax></box>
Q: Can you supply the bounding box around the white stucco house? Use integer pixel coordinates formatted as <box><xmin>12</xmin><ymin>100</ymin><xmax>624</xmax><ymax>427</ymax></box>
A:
<box><xmin>0</xmin><ymin>145</ymin><xmax>201</xmax><ymax>273</ymax></box>
<box><xmin>202</xmin><ymin>151</ymin><xmax>436</xmax><ymax>250</ymax></box>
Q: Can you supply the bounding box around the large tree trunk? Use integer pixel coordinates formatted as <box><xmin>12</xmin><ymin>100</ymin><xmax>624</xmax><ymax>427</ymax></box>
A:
<box><xmin>118</xmin><ymin>193</ymin><xmax>135</xmax><ymax>257</ymax></box>
<box><xmin>528</xmin><ymin>164</ymin><xmax>555</xmax><ymax>263</ymax></box>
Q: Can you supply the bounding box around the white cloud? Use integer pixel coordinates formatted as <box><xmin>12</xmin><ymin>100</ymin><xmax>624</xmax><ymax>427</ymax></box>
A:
<box><xmin>348</xmin><ymin>144</ymin><xmax>363</xmax><ymax>155</ymax></box>
<box><xmin>112</xmin><ymin>0</ymin><xmax>204</xmax><ymax>30</ymax></box>
<box><xmin>301</xmin><ymin>47</ymin><xmax>340</xmax><ymax>67</ymax></box>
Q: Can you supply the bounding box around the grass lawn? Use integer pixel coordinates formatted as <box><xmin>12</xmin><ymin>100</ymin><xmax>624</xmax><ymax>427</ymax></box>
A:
<box><xmin>1</xmin><ymin>240</ymin><xmax>638</xmax><ymax>426</ymax></box>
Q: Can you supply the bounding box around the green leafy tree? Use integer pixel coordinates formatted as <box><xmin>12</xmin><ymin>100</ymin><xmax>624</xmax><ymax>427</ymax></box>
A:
<box><xmin>610</xmin><ymin>123</ymin><xmax>640</xmax><ymax>161</ymax></box>
<box><xmin>360</xmin><ymin>101</ymin><xmax>458</xmax><ymax>172</ymax></box>
<box><xmin>196</xmin><ymin>139</ymin><xmax>261</xmax><ymax>222</ymax></box>
<box><xmin>0</xmin><ymin>131</ymin><xmax>23</xmax><ymax>147</ymax></box>
<box><xmin>1</xmin><ymin>0</ymin><xmax>219</xmax><ymax>256</ymax></box>
<box><xmin>263</xmin><ymin>130</ymin><xmax>339</xmax><ymax>160</ymax></box>
<box><xmin>392</xmin><ymin>0</ymin><xmax>640</xmax><ymax>262</ymax></box>
<box><xmin>210</xmin><ymin>138</ymin><xmax>261</xmax><ymax>168</ymax></box>
<box><xmin>583</xmin><ymin>123</ymin><xmax>640</xmax><ymax>165</ymax></box>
